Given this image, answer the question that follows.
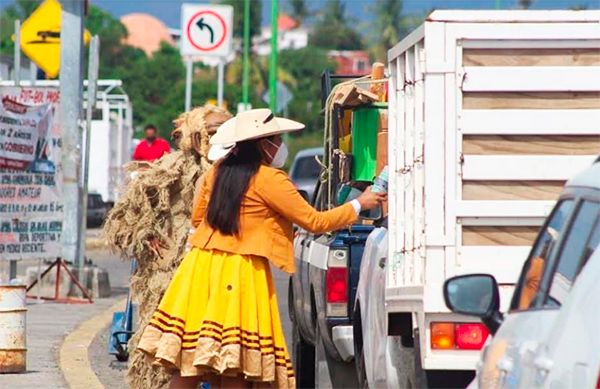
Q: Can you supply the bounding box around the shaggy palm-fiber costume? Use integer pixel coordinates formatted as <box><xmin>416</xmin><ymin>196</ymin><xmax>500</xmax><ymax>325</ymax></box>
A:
<box><xmin>103</xmin><ymin>105</ymin><xmax>232</xmax><ymax>389</ymax></box>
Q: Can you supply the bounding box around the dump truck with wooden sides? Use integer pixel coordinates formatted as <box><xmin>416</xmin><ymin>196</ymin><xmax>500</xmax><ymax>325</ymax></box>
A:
<box><xmin>353</xmin><ymin>10</ymin><xmax>600</xmax><ymax>388</ymax></box>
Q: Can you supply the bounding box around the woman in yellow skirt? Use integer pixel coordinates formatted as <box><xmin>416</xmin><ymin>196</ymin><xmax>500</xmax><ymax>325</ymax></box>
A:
<box><xmin>137</xmin><ymin>109</ymin><xmax>385</xmax><ymax>388</ymax></box>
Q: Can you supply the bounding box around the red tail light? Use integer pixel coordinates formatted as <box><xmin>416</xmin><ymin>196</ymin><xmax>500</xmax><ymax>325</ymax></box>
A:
<box><xmin>326</xmin><ymin>267</ymin><xmax>348</xmax><ymax>303</ymax></box>
<box><xmin>455</xmin><ymin>323</ymin><xmax>490</xmax><ymax>350</ymax></box>
<box><xmin>595</xmin><ymin>370</ymin><xmax>599</xmax><ymax>389</ymax></box>
<box><xmin>431</xmin><ymin>322</ymin><xmax>490</xmax><ymax>350</ymax></box>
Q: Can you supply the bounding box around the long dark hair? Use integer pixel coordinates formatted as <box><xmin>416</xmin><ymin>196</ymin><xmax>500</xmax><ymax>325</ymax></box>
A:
<box><xmin>206</xmin><ymin>140</ymin><xmax>263</xmax><ymax>235</ymax></box>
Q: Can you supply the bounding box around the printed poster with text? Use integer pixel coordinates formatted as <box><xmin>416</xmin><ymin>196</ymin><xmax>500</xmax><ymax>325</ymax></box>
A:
<box><xmin>0</xmin><ymin>86</ymin><xmax>62</xmax><ymax>260</ymax></box>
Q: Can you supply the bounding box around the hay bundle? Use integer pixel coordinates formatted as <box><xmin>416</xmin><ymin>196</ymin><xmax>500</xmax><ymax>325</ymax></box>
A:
<box><xmin>103</xmin><ymin>104</ymin><xmax>231</xmax><ymax>389</ymax></box>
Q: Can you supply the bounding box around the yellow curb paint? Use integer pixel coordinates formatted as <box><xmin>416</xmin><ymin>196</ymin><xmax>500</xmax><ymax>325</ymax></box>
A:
<box><xmin>59</xmin><ymin>298</ymin><xmax>127</xmax><ymax>389</ymax></box>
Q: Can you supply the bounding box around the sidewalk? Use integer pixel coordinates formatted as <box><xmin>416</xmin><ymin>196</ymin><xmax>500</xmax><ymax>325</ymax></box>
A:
<box><xmin>0</xmin><ymin>295</ymin><xmax>125</xmax><ymax>389</ymax></box>
<box><xmin>1</xmin><ymin>240</ymin><xmax>130</xmax><ymax>389</ymax></box>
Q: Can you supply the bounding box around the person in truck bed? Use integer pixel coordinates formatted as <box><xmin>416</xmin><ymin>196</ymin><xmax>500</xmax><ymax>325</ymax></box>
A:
<box><xmin>137</xmin><ymin>108</ymin><xmax>386</xmax><ymax>388</ymax></box>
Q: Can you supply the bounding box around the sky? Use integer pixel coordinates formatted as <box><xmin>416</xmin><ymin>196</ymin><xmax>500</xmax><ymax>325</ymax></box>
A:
<box><xmin>91</xmin><ymin>0</ymin><xmax>599</xmax><ymax>29</ymax></box>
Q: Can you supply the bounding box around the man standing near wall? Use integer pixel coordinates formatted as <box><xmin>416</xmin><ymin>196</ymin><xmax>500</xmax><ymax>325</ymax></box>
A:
<box><xmin>132</xmin><ymin>124</ymin><xmax>171</xmax><ymax>162</ymax></box>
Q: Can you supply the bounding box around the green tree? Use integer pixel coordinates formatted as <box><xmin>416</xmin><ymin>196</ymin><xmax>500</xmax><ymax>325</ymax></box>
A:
<box><xmin>289</xmin><ymin>0</ymin><xmax>310</xmax><ymax>25</ymax></box>
<box><xmin>220</xmin><ymin>0</ymin><xmax>262</xmax><ymax>38</ymax></box>
<box><xmin>570</xmin><ymin>3</ymin><xmax>589</xmax><ymax>9</ymax></box>
<box><xmin>310</xmin><ymin>0</ymin><xmax>364</xmax><ymax>50</ymax></box>
<box><xmin>0</xmin><ymin>0</ymin><xmax>41</xmax><ymax>55</ymax></box>
<box><xmin>117</xmin><ymin>42</ymin><xmax>187</xmax><ymax>136</ymax></box>
<box><xmin>85</xmin><ymin>5</ymin><xmax>141</xmax><ymax>77</ymax></box>
<box><xmin>518</xmin><ymin>0</ymin><xmax>534</xmax><ymax>8</ymax></box>
<box><xmin>279</xmin><ymin>46</ymin><xmax>337</xmax><ymax>131</ymax></box>
<box><xmin>370</xmin><ymin>0</ymin><xmax>423</xmax><ymax>61</ymax></box>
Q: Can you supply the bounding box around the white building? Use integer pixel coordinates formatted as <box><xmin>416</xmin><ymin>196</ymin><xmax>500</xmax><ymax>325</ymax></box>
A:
<box><xmin>253</xmin><ymin>14</ymin><xmax>308</xmax><ymax>56</ymax></box>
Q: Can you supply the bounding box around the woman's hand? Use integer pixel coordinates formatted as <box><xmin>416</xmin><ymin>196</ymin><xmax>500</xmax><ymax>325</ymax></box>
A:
<box><xmin>357</xmin><ymin>186</ymin><xmax>387</xmax><ymax>210</ymax></box>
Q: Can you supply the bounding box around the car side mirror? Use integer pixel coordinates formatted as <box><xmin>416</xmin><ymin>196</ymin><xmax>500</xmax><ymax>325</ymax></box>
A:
<box><xmin>443</xmin><ymin>274</ymin><xmax>503</xmax><ymax>334</ymax></box>
<box><xmin>298</xmin><ymin>189</ymin><xmax>310</xmax><ymax>203</ymax></box>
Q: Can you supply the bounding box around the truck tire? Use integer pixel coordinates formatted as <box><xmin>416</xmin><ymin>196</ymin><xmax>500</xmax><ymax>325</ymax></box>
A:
<box><xmin>289</xmin><ymin>279</ymin><xmax>316</xmax><ymax>388</ymax></box>
<box><xmin>315</xmin><ymin>325</ymin><xmax>358</xmax><ymax>388</ymax></box>
<box><xmin>293</xmin><ymin>322</ymin><xmax>315</xmax><ymax>388</ymax></box>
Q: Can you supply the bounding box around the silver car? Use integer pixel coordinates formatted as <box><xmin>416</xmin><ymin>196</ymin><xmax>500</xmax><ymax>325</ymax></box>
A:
<box><xmin>444</xmin><ymin>159</ymin><xmax>600</xmax><ymax>389</ymax></box>
<box><xmin>288</xmin><ymin>147</ymin><xmax>323</xmax><ymax>202</ymax></box>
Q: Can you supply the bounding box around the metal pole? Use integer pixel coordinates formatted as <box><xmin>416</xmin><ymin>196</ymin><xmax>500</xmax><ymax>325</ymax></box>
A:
<box><xmin>14</xmin><ymin>20</ymin><xmax>21</xmax><ymax>85</ymax></box>
<box><xmin>269</xmin><ymin>0</ymin><xmax>278</xmax><ymax>113</ymax></box>
<box><xmin>242</xmin><ymin>0</ymin><xmax>250</xmax><ymax>108</ymax></box>
<box><xmin>30</xmin><ymin>62</ymin><xmax>37</xmax><ymax>85</ymax></box>
<box><xmin>185</xmin><ymin>57</ymin><xmax>193</xmax><ymax>111</ymax></box>
<box><xmin>59</xmin><ymin>0</ymin><xmax>85</xmax><ymax>272</ymax></box>
<box><xmin>77</xmin><ymin>35</ymin><xmax>99</xmax><ymax>278</ymax></box>
<box><xmin>217</xmin><ymin>59</ymin><xmax>224</xmax><ymax>107</ymax></box>
<box><xmin>9</xmin><ymin>20</ymin><xmax>21</xmax><ymax>280</ymax></box>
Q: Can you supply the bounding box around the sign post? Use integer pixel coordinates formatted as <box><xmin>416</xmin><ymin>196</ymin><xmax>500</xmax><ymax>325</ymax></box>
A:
<box><xmin>180</xmin><ymin>4</ymin><xmax>233</xmax><ymax>110</ymax></box>
<box><xmin>78</xmin><ymin>35</ymin><xmax>100</xmax><ymax>277</ymax></box>
<box><xmin>217</xmin><ymin>58</ymin><xmax>225</xmax><ymax>107</ymax></box>
<box><xmin>58</xmin><ymin>0</ymin><xmax>85</xmax><ymax>275</ymax></box>
<box><xmin>185</xmin><ymin>57</ymin><xmax>193</xmax><ymax>111</ymax></box>
<box><xmin>14</xmin><ymin>20</ymin><xmax>21</xmax><ymax>86</ymax></box>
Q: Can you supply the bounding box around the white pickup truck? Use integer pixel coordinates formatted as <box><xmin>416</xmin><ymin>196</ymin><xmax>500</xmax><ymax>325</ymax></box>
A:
<box><xmin>353</xmin><ymin>10</ymin><xmax>600</xmax><ymax>388</ymax></box>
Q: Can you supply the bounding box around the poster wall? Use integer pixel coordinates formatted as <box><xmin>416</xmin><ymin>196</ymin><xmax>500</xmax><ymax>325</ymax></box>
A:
<box><xmin>0</xmin><ymin>86</ymin><xmax>62</xmax><ymax>260</ymax></box>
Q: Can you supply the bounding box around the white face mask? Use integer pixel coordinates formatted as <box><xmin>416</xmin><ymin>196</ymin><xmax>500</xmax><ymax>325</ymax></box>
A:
<box><xmin>266</xmin><ymin>139</ymin><xmax>288</xmax><ymax>168</ymax></box>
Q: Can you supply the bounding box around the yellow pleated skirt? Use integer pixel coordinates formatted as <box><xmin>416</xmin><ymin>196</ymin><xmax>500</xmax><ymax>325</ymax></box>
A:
<box><xmin>137</xmin><ymin>248</ymin><xmax>295</xmax><ymax>388</ymax></box>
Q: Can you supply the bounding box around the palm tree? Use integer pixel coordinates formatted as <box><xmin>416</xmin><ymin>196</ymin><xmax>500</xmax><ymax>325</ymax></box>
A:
<box><xmin>225</xmin><ymin>56</ymin><xmax>297</xmax><ymax>100</ymax></box>
<box><xmin>370</xmin><ymin>0</ymin><xmax>423</xmax><ymax>61</ymax></box>
<box><xmin>289</xmin><ymin>0</ymin><xmax>311</xmax><ymax>26</ymax></box>
<box><xmin>518</xmin><ymin>0</ymin><xmax>534</xmax><ymax>9</ymax></box>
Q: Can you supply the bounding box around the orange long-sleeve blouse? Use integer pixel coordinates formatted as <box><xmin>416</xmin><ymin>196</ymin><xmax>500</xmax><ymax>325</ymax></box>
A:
<box><xmin>188</xmin><ymin>165</ymin><xmax>358</xmax><ymax>273</ymax></box>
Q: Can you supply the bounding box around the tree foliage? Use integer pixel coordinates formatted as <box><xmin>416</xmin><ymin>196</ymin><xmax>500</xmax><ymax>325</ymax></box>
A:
<box><xmin>0</xmin><ymin>0</ymin><xmax>42</xmax><ymax>55</ymax></box>
<box><xmin>220</xmin><ymin>0</ymin><xmax>262</xmax><ymax>38</ymax></box>
<box><xmin>369</xmin><ymin>0</ymin><xmax>423</xmax><ymax>61</ymax></box>
<box><xmin>279</xmin><ymin>46</ymin><xmax>337</xmax><ymax>131</ymax></box>
<box><xmin>310</xmin><ymin>0</ymin><xmax>364</xmax><ymax>50</ymax></box>
<box><xmin>0</xmin><ymin>1</ymin><xmax>339</xmax><ymax>141</ymax></box>
<box><xmin>518</xmin><ymin>0</ymin><xmax>534</xmax><ymax>8</ymax></box>
<box><xmin>289</xmin><ymin>0</ymin><xmax>311</xmax><ymax>25</ymax></box>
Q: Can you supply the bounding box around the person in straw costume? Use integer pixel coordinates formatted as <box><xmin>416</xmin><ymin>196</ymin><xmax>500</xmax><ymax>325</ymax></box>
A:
<box><xmin>136</xmin><ymin>108</ymin><xmax>386</xmax><ymax>388</ymax></box>
<box><xmin>103</xmin><ymin>104</ymin><xmax>232</xmax><ymax>389</ymax></box>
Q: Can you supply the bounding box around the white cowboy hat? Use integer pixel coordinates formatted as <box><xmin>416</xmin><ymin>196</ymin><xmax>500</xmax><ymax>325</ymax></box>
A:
<box><xmin>207</xmin><ymin>142</ymin><xmax>236</xmax><ymax>161</ymax></box>
<box><xmin>209</xmin><ymin>108</ymin><xmax>304</xmax><ymax>145</ymax></box>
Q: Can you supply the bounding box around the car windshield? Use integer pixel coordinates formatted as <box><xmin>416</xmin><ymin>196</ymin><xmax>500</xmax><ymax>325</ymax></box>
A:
<box><xmin>512</xmin><ymin>199</ymin><xmax>574</xmax><ymax>311</ymax></box>
<box><xmin>292</xmin><ymin>155</ymin><xmax>321</xmax><ymax>180</ymax></box>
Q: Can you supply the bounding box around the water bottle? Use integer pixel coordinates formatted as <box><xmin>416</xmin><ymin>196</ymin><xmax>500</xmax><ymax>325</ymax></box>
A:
<box><xmin>372</xmin><ymin>166</ymin><xmax>389</xmax><ymax>194</ymax></box>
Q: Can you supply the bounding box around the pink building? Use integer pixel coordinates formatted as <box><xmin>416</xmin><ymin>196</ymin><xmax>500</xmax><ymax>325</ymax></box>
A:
<box><xmin>329</xmin><ymin>50</ymin><xmax>372</xmax><ymax>75</ymax></box>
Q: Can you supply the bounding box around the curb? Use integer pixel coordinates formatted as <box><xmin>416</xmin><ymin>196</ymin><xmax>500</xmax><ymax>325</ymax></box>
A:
<box><xmin>59</xmin><ymin>298</ymin><xmax>127</xmax><ymax>389</ymax></box>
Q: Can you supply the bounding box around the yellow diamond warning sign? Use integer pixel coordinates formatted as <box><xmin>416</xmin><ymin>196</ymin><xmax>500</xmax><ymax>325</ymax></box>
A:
<box><xmin>19</xmin><ymin>0</ymin><xmax>91</xmax><ymax>78</ymax></box>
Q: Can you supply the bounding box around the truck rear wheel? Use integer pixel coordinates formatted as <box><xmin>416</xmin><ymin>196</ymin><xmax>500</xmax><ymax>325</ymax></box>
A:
<box><xmin>293</xmin><ymin>322</ymin><xmax>315</xmax><ymax>388</ymax></box>
<box><xmin>289</xmin><ymin>281</ymin><xmax>315</xmax><ymax>388</ymax></box>
<box><xmin>353</xmin><ymin>305</ymin><xmax>368</xmax><ymax>388</ymax></box>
